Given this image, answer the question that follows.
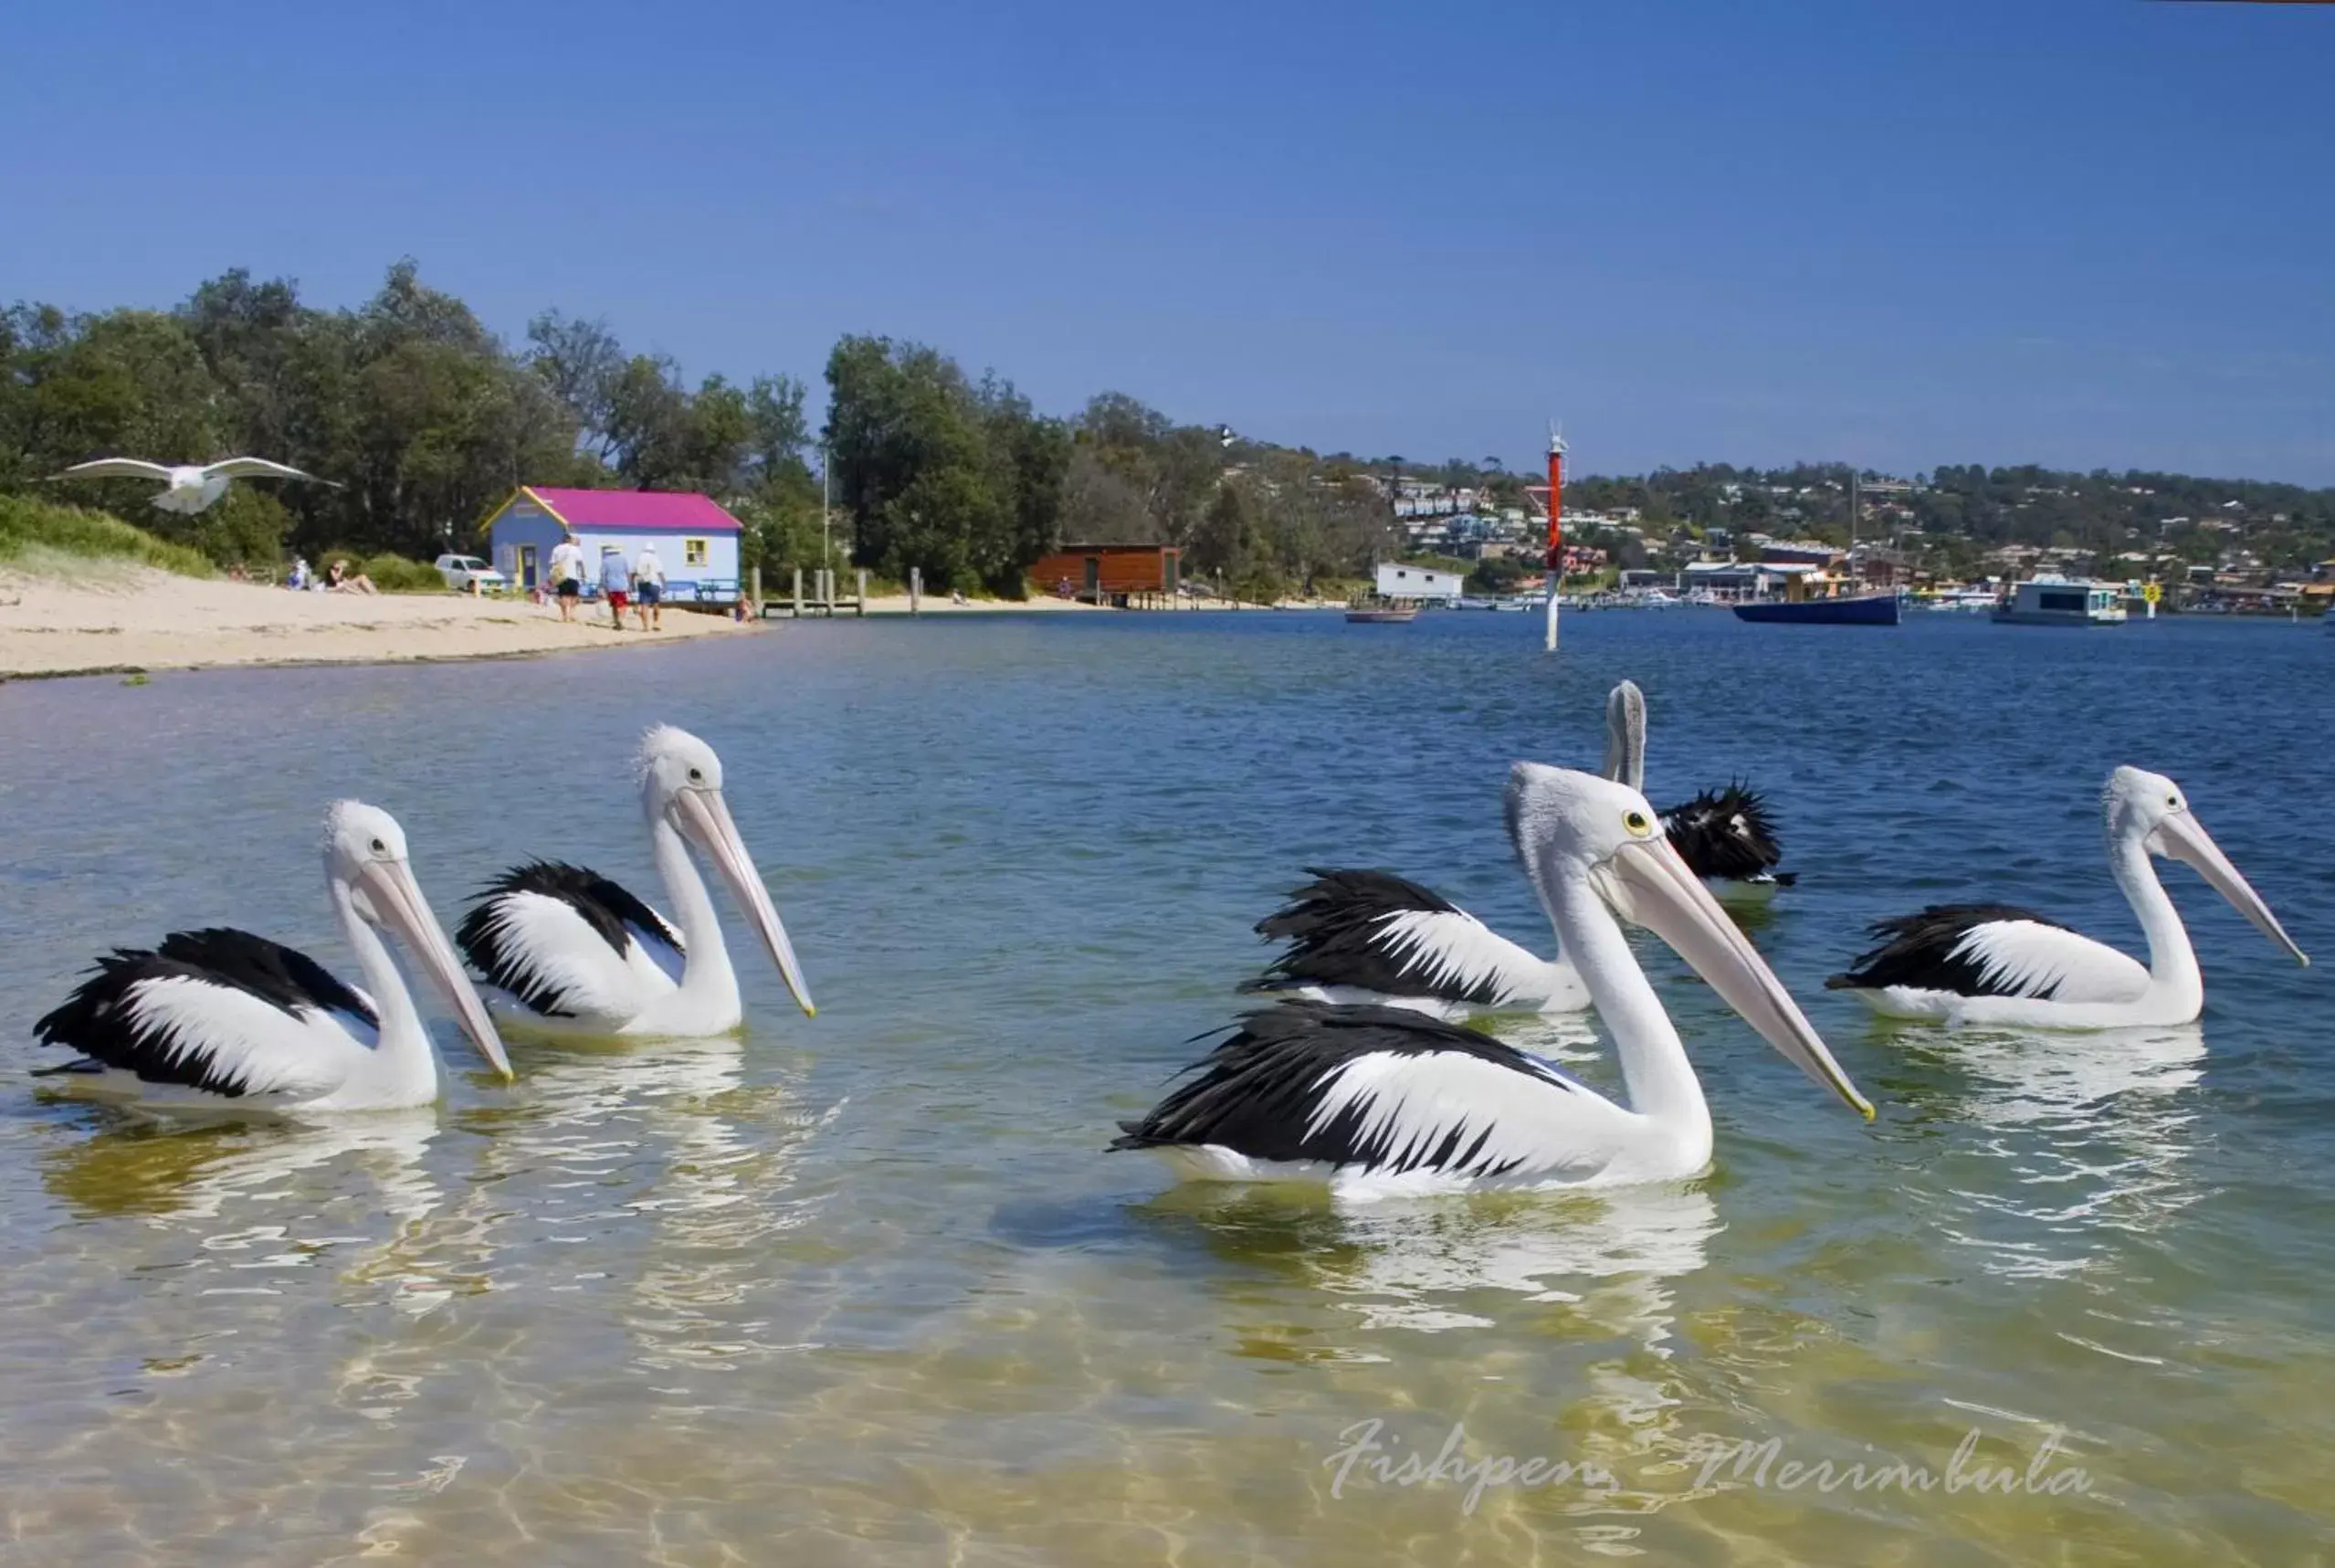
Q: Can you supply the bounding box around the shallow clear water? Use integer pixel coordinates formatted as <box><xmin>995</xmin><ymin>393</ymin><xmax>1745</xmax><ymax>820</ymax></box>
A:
<box><xmin>1</xmin><ymin>610</ymin><xmax>2329</xmax><ymax>1564</ymax></box>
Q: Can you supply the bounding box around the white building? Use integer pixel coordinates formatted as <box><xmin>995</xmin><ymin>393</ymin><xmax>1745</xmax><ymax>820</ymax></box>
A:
<box><xmin>1376</xmin><ymin>563</ymin><xmax>1465</xmax><ymax>602</ymax></box>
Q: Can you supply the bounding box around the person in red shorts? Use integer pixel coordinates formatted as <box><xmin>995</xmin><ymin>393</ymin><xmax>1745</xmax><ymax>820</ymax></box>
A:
<box><xmin>599</xmin><ymin>545</ymin><xmax>631</xmax><ymax>629</ymax></box>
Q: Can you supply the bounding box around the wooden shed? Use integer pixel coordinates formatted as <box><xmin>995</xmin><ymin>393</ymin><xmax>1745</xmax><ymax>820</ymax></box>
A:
<box><xmin>1029</xmin><ymin>543</ymin><xmax>1182</xmax><ymax>603</ymax></box>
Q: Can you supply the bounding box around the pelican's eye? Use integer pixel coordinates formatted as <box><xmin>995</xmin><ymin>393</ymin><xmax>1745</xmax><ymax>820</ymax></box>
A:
<box><xmin>1623</xmin><ymin>810</ymin><xmax>1654</xmax><ymax>837</ymax></box>
<box><xmin>2166</xmin><ymin>795</ymin><xmax>2180</xmax><ymax>809</ymax></box>
<box><xmin>370</xmin><ymin>837</ymin><xmax>386</xmax><ymax>854</ymax></box>
<box><xmin>688</xmin><ymin>767</ymin><xmax>704</xmax><ymax>784</ymax></box>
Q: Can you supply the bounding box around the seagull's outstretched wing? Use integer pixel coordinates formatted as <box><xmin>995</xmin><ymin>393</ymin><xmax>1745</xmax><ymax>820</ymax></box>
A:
<box><xmin>51</xmin><ymin>458</ymin><xmax>174</xmax><ymax>482</ymax></box>
<box><xmin>201</xmin><ymin>457</ymin><xmax>335</xmax><ymax>485</ymax></box>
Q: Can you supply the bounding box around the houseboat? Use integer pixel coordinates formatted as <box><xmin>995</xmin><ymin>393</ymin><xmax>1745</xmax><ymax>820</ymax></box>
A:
<box><xmin>1991</xmin><ymin>575</ymin><xmax>2129</xmax><ymax>627</ymax></box>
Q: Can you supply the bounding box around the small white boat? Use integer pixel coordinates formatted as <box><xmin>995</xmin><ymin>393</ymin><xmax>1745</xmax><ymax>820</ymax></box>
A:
<box><xmin>1992</xmin><ymin>575</ymin><xmax>2128</xmax><ymax>627</ymax></box>
<box><xmin>1922</xmin><ymin>585</ymin><xmax>2000</xmax><ymax>613</ymax></box>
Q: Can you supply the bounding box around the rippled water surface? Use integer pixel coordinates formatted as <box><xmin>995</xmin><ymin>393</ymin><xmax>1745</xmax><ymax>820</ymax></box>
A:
<box><xmin>2</xmin><ymin>610</ymin><xmax>2330</xmax><ymax>1564</ymax></box>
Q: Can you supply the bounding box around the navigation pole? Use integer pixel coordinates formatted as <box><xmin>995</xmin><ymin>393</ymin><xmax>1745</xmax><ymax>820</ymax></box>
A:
<box><xmin>1543</xmin><ymin>423</ymin><xmax>1567</xmax><ymax>652</ymax></box>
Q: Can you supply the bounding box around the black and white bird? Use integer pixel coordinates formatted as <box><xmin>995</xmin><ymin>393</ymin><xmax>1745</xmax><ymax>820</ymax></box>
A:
<box><xmin>1602</xmin><ymin>680</ymin><xmax>1794</xmax><ymax>897</ymax></box>
<box><xmin>1118</xmin><ymin>764</ymin><xmax>1873</xmax><ymax>1190</ymax></box>
<box><xmin>455</xmin><ymin>726</ymin><xmax>813</xmax><ymax>1037</ymax></box>
<box><xmin>33</xmin><ymin>802</ymin><xmax>510</xmax><ymax>1110</ymax></box>
<box><xmin>47</xmin><ymin>456</ymin><xmax>336</xmax><ymax>517</ymax></box>
<box><xmin>1246</xmin><ymin>681</ymin><xmax>1788</xmax><ymax>1017</ymax></box>
<box><xmin>1827</xmin><ymin>765</ymin><xmax>2306</xmax><ymax>1027</ymax></box>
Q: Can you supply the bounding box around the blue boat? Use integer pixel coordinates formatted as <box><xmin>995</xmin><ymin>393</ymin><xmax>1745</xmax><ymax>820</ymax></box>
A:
<box><xmin>1731</xmin><ymin>593</ymin><xmax>1901</xmax><ymax>626</ymax></box>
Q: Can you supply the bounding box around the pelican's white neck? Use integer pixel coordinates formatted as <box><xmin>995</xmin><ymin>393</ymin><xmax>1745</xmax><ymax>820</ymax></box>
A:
<box><xmin>1541</xmin><ymin>861</ymin><xmax>1709</xmax><ymax>1149</ymax></box>
<box><xmin>2110</xmin><ymin>820</ymin><xmax>2200</xmax><ymax>1013</ymax></box>
<box><xmin>331</xmin><ymin>874</ymin><xmax>437</xmax><ymax>1100</ymax></box>
<box><xmin>649</xmin><ymin>805</ymin><xmax>738</xmax><ymax>1014</ymax></box>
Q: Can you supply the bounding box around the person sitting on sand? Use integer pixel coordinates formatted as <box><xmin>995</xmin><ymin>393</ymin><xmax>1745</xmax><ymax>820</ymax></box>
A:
<box><xmin>632</xmin><ymin>542</ymin><xmax>665</xmax><ymax>632</ymax></box>
<box><xmin>325</xmin><ymin>559</ymin><xmax>377</xmax><ymax>595</ymax></box>
<box><xmin>599</xmin><ymin>545</ymin><xmax>631</xmax><ymax>629</ymax></box>
<box><xmin>286</xmin><ymin>556</ymin><xmax>311</xmax><ymax>591</ymax></box>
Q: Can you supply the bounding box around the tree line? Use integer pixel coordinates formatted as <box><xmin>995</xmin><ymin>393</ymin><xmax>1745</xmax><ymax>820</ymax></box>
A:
<box><xmin>0</xmin><ymin>261</ymin><xmax>1402</xmax><ymax>596</ymax></box>
<box><xmin>9</xmin><ymin>260</ymin><xmax>2323</xmax><ymax>589</ymax></box>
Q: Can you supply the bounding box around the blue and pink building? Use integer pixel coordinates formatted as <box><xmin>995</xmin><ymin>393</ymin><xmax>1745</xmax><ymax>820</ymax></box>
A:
<box><xmin>482</xmin><ymin>487</ymin><xmax>744</xmax><ymax>596</ymax></box>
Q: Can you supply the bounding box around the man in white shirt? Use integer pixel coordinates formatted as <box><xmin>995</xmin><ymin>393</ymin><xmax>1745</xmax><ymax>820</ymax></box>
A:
<box><xmin>633</xmin><ymin>543</ymin><xmax>667</xmax><ymax>631</ymax></box>
<box><xmin>547</xmin><ymin>536</ymin><xmax>585</xmax><ymax>621</ymax></box>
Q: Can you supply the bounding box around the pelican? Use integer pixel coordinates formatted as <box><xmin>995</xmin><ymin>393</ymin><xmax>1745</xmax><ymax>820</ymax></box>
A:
<box><xmin>1117</xmin><ymin>764</ymin><xmax>1873</xmax><ymax>1191</ymax></box>
<box><xmin>32</xmin><ymin>802</ymin><xmax>510</xmax><ymax>1110</ymax></box>
<box><xmin>48</xmin><ymin>457</ymin><xmax>337</xmax><ymax>517</ymax></box>
<box><xmin>1245</xmin><ymin>682</ymin><xmax>1784</xmax><ymax>1018</ymax></box>
<box><xmin>1602</xmin><ymin>680</ymin><xmax>1794</xmax><ymax>896</ymax></box>
<box><xmin>454</xmin><ymin>726</ymin><xmax>813</xmax><ymax>1037</ymax></box>
<box><xmin>1825</xmin><ymin>765</ymin><xmax>2307</xmax><ymax>1028</ymax></box>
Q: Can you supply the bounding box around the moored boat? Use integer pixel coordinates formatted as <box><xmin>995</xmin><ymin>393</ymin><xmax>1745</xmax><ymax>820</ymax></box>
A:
<box><xmin>1732</xmin><ymin>593</ymin><xmax>1901</xmax><ymax>626</ymax></box>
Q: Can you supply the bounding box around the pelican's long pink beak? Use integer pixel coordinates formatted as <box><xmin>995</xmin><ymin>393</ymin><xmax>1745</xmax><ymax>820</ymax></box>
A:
<box><xmin>357</xmin><ymin>858</ymin><xmax>512</xmax><ymax>1077</ymax></box>
<box><xmin>1607</xmin><ymin>837</ymin><xmax>1874</xmax><ymax>1120</ymax></box>
<box><xmin>674</xmin><ymin>787</ymin><xmax>815</xmax><ymax>1016</ymax></box>
<box><xmin>2152</xmin><ymin>810</ymin><xmax>2308</xmax><ymax>967</ymax></box>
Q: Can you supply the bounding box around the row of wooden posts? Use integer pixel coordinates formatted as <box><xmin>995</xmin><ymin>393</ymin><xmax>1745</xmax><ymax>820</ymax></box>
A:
<box><xmin>749</xmin><ymin>565</ymin><xmax>934</xmax><ymax>617</ymax></box>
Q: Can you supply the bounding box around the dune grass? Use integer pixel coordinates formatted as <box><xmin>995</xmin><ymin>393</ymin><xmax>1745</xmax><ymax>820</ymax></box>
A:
<box><xmin>0</xmin><ymin>494</ymin><xmax>214</xmax><ymax>579</ymax></box>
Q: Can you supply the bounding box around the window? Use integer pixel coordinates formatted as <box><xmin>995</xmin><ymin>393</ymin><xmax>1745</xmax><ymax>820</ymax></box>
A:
<box><xmin>684</xmin><ymin>538</ymin><xmax>709</xmax><ymax>567</ymax></box>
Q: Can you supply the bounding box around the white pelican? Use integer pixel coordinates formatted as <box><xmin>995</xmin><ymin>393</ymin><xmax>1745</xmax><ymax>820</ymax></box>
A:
<box><xmin>454</xmin><ymin>726</ymin><xmax>813</xmax><ymax>1037</ymax></box>
<box><xmin>1826</xmin><ymin>765</ymin><xmax>2307</xmax><ymax>1028</ymax></box>
<box><xmin>1118</xmin><ymin>764</ymin><xmax>1874</xmax><ymax>1191</ymax></box>
<box><xmin>32</xmin><ymin>802</ymin><xmax>510</xmax><ymax>1110</ymax></box>
<box><xmin>48</xmin><ymin>456</ymin><xmax>336</xmax><ymax>517</ymax></box>
<box><xmin>1245</xmin><ymin>682</ymin><xmax>1784</xmax><ymax>1018</ymax></box>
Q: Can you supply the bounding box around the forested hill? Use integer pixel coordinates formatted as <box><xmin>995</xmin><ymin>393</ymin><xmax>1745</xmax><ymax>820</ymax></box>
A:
<box><xmin>1556</xmin><ymin>462</ymin><xmax>2335</xmax><ymax>574</ymax></box>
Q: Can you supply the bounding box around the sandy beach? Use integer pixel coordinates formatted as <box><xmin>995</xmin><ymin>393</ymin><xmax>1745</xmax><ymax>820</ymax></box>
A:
<box><xmin>0</xmin><ymin>562</ymin><xmax>1347</xmax><ymax>679</ymax></box>
<box><xmin>0</xmin><ymin>561</ymin><xmax>755</xmax><ymax>679</ymax></box>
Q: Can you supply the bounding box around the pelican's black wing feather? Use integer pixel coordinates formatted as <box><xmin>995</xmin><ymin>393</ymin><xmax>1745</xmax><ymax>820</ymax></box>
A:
<box><xmin>1110</xmin><ymin>1001</ymin><xmax>1587</xmax><ymax>1175</ymax></box>
<box><xmin>456</xmin><ymin>860</ymin><xmax>683</xmax><ymax>1013</ymax></box>
<box><xmin>33</xmin><ymin>928</ymin><xmax>365</xmax><ymax>1095</ymax></box>
<box><xmin>1243</xmin><ymin>867</ymin><xmax>1508</xmax><ymax>1006</ymax></box>
<box><xmin>1825</xmin><ymin>903</ymin><xmax>2067</xmax><ymax>994</ymax></box>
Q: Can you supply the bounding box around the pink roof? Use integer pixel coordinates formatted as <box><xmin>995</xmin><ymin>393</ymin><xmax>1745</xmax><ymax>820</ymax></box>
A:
<box><xmin>521</xmin><ymin>487</ymin><xmax>742</xmax><ymax>533</ymax></box>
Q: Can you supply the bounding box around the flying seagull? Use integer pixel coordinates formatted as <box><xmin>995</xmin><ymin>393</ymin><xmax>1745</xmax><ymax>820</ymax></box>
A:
<box><xmin>49</xmin><ymin>457</ymin><xmax>337</xmax><ymax>517</ymax></box>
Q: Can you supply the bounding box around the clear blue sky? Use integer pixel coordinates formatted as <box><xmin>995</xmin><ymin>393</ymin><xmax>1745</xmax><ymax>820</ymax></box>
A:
<box><xmin>5</xmin><ymin>0</ymin><xmax>2330</xmax><ymax>482</ymax></box>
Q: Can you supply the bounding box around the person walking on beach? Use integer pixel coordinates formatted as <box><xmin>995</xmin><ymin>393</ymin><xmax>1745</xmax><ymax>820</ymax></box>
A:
<box><xmin>599</xmin><ymin>545</ymin><xmax>631</xmax><ymax>630</ymax></box>
<box><xmin>548</xmin><ymin>535</ymin><xmax>585</xmax><ymax>622</ymax></box>
<box><xmin>632</xmin><ymin>542</ymin><xmax>665</xmax><ymax>632</ymax></box>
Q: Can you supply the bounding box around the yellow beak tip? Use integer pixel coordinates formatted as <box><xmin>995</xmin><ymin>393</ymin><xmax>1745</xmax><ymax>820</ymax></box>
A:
<box><xmin>802</xmin><ymin>1003</ymin><xmax>817</xmax><ymax>1018</ymax></box>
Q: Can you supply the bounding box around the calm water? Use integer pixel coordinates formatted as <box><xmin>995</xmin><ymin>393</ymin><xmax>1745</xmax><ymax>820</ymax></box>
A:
<box><xmin>1</xmin><ymin>610</ymin><xmax>2329</xmax><ymax>1565</ymax></box>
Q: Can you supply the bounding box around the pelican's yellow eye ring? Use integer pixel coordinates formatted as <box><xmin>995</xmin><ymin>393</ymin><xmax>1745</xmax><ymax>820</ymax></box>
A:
<box><xmin>1623</xmin><ymin>810</ymin><xmax>1654</xmax><ymax>837</ymax></box>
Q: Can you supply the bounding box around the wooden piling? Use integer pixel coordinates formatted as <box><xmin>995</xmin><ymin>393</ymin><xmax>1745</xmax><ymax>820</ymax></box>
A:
<box><xmin>856</xmin><ymin>569</ymin><xmax>868</xmax><ymax>616</ymax></box>
<box><xmin>792</xmin><ymin>566</ymin><xmax>804</xmax><ymax>617</ymax></box>
<box><xmin>910</xmin><ymin>566</ymin><xmax>921</xmax><ymax>615</ymax></box>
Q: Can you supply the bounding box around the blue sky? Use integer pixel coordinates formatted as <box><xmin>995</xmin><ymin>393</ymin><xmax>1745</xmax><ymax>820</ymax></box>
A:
<box><xmin>5</xmin><ymin>0</ymin><xmax>2330</xmax><ymax>482</ymax></box>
